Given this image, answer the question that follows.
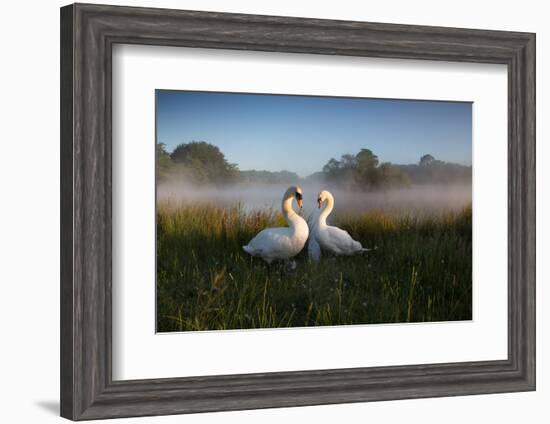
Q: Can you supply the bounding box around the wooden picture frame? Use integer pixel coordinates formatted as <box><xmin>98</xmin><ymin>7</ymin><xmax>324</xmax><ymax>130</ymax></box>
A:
<box><xmin>60</xmin><ymin>3</ymin><xmax>535</xmax><ymax>420</ymax></box>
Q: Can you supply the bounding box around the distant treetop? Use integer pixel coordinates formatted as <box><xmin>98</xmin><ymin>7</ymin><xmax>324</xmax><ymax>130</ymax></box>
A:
<box><xmin>419</xmin><ymin>154</ymin><xmax>436</xmax><ymax>167</ymax></box>
<box><xmin>168</xmin><ymin>141</ymin><xmax>238</xmax><ymax>183</ymax></box>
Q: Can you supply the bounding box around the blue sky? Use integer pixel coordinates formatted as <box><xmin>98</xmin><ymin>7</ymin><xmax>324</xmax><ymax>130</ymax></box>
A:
<box><xmin>156</xmin><ymin>90</ymin><xmax>472</xmax><ymax>177</ymax></box>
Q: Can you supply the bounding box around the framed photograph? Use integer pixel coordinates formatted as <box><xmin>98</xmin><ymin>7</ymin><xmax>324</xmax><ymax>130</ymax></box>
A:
<box><xmin>60</xmin><ymin>3</ymin><xmax>535</xmax><ymax>420</ymax></box>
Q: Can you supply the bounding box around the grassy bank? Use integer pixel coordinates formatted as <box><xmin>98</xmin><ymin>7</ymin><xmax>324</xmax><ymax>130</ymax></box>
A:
<box><xmin>156</xmin><ymin>202</ymin><xmax>472</xmax><ymax>332</ymax></box>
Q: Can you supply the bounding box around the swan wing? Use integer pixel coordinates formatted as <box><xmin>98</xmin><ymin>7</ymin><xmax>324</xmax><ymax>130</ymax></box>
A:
<box><xmin>322</xmin><ymin>225</ymin><xmax>363</xmax><ymax>255</ymax></box>
<box><xmin>243</xmin><ymin>227</ymin><xmax>296</xmax><ymax>260</ymax></box>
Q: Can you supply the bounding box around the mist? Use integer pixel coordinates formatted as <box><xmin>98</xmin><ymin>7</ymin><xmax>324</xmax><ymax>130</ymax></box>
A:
<box><xmin>157</xmin><ymin>180</ymin><xmax>472</xmax><ymax>219</ymax></box>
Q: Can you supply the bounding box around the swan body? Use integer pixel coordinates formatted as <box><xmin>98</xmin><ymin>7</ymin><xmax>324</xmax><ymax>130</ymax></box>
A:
<box><xmin>310</xmin><ymin>190</ymin><xmax>371</xmax><ymax>258</ymax></box>
<box><xmin>243</xmin><ymin>186</ymin><xmax>309</xmax><ymax>263</ymax></box>
<box><xmin>307</xmin><ymin>209</ymin><xmax>322</xmax><ymax>261</ymax></box>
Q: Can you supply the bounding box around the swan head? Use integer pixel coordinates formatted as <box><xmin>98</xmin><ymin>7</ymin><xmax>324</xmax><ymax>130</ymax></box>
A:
<box><xmin>317</xmin><ymin>190</ymin><xmax>333</xmax><ymax>209</ymax></box>
<box><xmin>285</xmin><ymin>185</ymin><xmax>304</xmax><ymax>209</ymax></box>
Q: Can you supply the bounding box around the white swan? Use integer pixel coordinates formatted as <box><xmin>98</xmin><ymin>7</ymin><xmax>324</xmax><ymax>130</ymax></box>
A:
<box><xmin>243</xmin><ymin>186</ymin><xmax>309</xmax><ymax>264</ymax></box>
<box><xmin>310</xmin><ymin>190</ymin><xmax>372</xmax><ymax>258</ymax></box>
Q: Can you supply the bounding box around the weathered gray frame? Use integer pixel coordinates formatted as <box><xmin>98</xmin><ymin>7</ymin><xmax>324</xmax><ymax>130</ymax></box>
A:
<box><xmin>60</xmin><ymin>3</ymin><xmax>536</xmax><ymax>421</ymax></box>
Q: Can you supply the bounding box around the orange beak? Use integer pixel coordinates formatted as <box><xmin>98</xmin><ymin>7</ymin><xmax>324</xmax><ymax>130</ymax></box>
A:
<box><xmin>297</xmin><ymin>198</ymin><xmax>303</xmax><ymax>209</ymax></box>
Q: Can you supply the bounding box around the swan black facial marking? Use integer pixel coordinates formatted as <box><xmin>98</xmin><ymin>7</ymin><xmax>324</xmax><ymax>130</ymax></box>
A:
<box><xmin>295</xmin><ymin>192</ymin><xmax>303</xmax><ymax>201</ymax></box>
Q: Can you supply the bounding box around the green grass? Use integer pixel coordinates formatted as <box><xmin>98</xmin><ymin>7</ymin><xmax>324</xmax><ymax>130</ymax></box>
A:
<box><xmin>156</xmin><ymin>201</ymin><xmax>472</xmax><ymax>332</ymax></box>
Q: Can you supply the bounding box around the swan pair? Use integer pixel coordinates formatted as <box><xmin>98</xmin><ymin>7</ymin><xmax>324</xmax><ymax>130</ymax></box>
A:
<box><xmin>242</xmin><ymin>186</ymin><xmax>369</xmax><ymax>263</ymax></box>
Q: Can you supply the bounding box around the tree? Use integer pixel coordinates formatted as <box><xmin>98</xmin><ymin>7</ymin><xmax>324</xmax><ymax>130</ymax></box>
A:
<box><xmin>170</xmin><ymin>141</ymin><xmax>238</xmax><ymax>183</ymax></box>
<box><xmin>239</xmin><ymin>170</ymin><xmax>300</xmax><ymax>184</ymax></box>
<box><xmin>356</xmin><ymin>149</ymin><xmax>379</xmax><ymax>169</ymax></box>
<box><xmin>322</xmin><ymin>158</ymin><xmax>341</xmax><ymax>174</ymax></box>
<box><xmin>376</xmin><ymin>162</ymin><xmax>410</xmax><ymax>188</ymax></box>
<box><xmin>321</xmin><ymin>148</ymin><xmax>416</xmax><ymax>190</ymax></box>
<box><xmin>419</xmin><ymin>154</ymin><xmax>435</xmax><ymax>167</ymax></box>
<box><xmin>322</xmin><ymin>148</ymin><xmax>381</xmax><ymax>189</ymax></box>
<box><xmin>156</xmin><ymin>143</ymin><xmax>174</xmax><ymax>181</ymax></box>
<box><xmin>322</xmin><ymin>158</ymin><xmax>345</xmax><ymax>184</ymax></box>
<box><xmin>354</xmin><ymin>149</ymin><xmax>380</xmax><ymax>188</ymax></box>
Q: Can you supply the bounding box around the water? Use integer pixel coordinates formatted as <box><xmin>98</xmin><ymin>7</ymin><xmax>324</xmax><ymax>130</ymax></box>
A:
<box><xmin>157</xmin><ymin>181</ymin><xmax>472</xmax><ymax>217</ymax></box>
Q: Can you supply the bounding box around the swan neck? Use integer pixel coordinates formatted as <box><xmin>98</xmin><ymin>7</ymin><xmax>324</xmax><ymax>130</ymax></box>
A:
<box><xmin>319</xmin><ymin>194</ymin><xmax>334</xmax><ymax>225</ymax></box>
<box><xmin>282</xmin><ymin>196</ymin><xmax>297</xmax><ymax>225</ymax></box>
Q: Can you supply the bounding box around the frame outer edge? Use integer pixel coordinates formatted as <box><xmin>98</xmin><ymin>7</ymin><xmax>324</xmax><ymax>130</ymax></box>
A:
<box><xmin>59</xmin><ymin>3</ymin><xmax>537</xmax><ymax>420</ymax></box>
<box><xmin>522</xmin><ymin>33</ymin><xmax>536</xmax><ymax>389</ymax></box>
<box><xmin>509</xmin><ymin>33</ymin><xmax>536</xmax><ymax>389</ymax></box>
<box><xmin>60</xmin><ymin>3</ymin><xmax>75</xmax><ymax>420</ymax></box>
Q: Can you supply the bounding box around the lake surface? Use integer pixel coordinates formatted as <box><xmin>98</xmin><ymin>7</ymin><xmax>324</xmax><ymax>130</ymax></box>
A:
<box><xmin>158</xmin><ymin>182</ymin><xmax>472</xmax><ymax>217</ymax></box>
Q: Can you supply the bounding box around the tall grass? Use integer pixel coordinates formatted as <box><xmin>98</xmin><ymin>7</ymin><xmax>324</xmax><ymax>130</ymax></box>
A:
<box><xmin>157</xmin><ymin>201</ymin><xmax>472</xmax><ymax>332</ymax></box>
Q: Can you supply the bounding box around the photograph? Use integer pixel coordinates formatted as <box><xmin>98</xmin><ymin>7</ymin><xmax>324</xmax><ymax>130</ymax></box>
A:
<box><xmin>155</xmin><ymin>90</ymin><xmax>473</xmax><ymax>332</ymax></box>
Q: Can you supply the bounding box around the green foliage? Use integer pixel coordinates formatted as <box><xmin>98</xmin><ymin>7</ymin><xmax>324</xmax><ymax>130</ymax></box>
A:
<box><xmin>356</xmin><ymin>148</ymin><xmax>379</xmax><ymax>169</ymax></box>
<box><xmin>397</xmin><ymin>159</ymin><xmax>471</xmax><ymax>184</ymax></box>
<box><xmin>156</xmin><ymin>203</ymin><xmax>472</xmax><ymax>332</ymax></box>
<box><xmin>322</xmin><ymin>150</ymin><xmax>470</xmax><ymax>190</ymax></box>
<box><xmin>376</xmin><ymin>162</ymin><xmax>411</xmax><ymax>188</ymax></box>
<box><xmin>322</xmin><ymin>149</ymin><xmax>409</xmax><ymax>190</ymax></box>
<box><xmin>239</xmin><ymin>170</ymin><xmax>300</xmax><ymax>184</ymax></box>
<box><xmin>419</xmin><ymin>153</ymin><xmax>435</xmax><ymax>166</ymax></box>
<box><xmin>156</xmin><ymin>142</ymin><xmax>470</xmax><ymax>189</ymax></box>
<box><xmin>169</xmin><ymin>141</ymin><xmax>238</xmax><ymax>183</ymax></box>
<box><xmin>157</xmin><ymin>140</ymin><xmax>240</xmax><ymax>184</ymax></box>
<box><xmin>156</xmin><ymin>143</ymin><xmax>174</xmax><ymax>182</ymax></box>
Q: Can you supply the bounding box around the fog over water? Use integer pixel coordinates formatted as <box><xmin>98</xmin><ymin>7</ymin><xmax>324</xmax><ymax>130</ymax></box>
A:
<box><xmin>158</xmin><ymin>181</ymin><xmax>472</xmax><ymax>218</ymax></box>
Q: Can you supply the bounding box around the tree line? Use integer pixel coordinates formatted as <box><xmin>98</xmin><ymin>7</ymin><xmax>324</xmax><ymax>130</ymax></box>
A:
<box><xmin>321</xmin><ymin>149</ymin><xmax>471</xmax><ymax>189</ymax></box>
<box><xmin>157</xmin><ymin>141</ymin><xmax>471</xmax><ymax>189</ymax></box>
